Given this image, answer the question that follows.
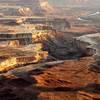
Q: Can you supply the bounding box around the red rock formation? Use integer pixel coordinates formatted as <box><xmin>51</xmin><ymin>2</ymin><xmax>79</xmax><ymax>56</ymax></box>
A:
<box><xmin>0</xmin><ymin>57</ymin><xmax>100</xmax><ymax>100</ymax></box>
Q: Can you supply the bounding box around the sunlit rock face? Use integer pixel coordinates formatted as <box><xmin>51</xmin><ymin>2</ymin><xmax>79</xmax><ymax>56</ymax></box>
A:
<box><xmin>8</xmin><ymin>40</ymin><xmax>20</xmax><ymax>48</ymax></box>
<box><xmin>0</xmin><ymin>0</ymin><xmax>41</xmax><ymax>15</ymax></box>
<box><xmin>18</xmin><ymin>7</ymin><xmax>33</xmax><ymax>16</ymax></box>
<box><xmin>39</xmin><ymin>0</ymin><xmax>54</xmax><ymax>13</ymax></box>
<box><xmin>0</xmin><ymin>6</ymin><xmax>34</xmax><ymax>16</ymax></box>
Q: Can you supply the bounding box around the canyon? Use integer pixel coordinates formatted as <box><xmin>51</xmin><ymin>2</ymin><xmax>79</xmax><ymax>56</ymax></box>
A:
<box><xmin>0</xmin><ymin>0</ymin><xmax>100</xmax><ymax>100</ymax></box>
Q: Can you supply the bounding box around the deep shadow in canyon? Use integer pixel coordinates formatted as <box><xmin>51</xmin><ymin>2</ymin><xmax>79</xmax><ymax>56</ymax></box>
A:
<box><xmin>42</xmin><ymin>32</ymin><xmax>95</xmax><ymax>60</ymax></box>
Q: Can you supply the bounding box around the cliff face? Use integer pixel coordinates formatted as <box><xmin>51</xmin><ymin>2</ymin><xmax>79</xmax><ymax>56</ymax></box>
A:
<box><xmin>39</xmin><ymin>0</ymin><xmax>54</xmax><ymax>13</ymax></box>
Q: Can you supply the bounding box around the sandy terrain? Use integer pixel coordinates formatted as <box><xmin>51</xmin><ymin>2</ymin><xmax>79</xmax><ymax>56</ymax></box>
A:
<box><xmin>0</xmin><ymin>57</ymin><xmax>100</xmax><ymax>100</ymax></box>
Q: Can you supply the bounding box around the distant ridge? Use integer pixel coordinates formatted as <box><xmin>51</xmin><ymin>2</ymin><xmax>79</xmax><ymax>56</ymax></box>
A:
<box><xmin>0</xmin><ymin>0</ymin><xmax>54</xmax><ymax>15</ymax></box>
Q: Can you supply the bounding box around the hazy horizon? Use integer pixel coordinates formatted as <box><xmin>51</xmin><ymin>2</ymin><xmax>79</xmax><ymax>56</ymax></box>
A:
<box><xmin>0</xmin><ymin>0</ymin><xmax>99</xmax><ymax>7</ymax></box>
<box><xmin>49</xmin><ymin>0</ymin><xmax>100</xmax><ymax>7</ymax></box>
